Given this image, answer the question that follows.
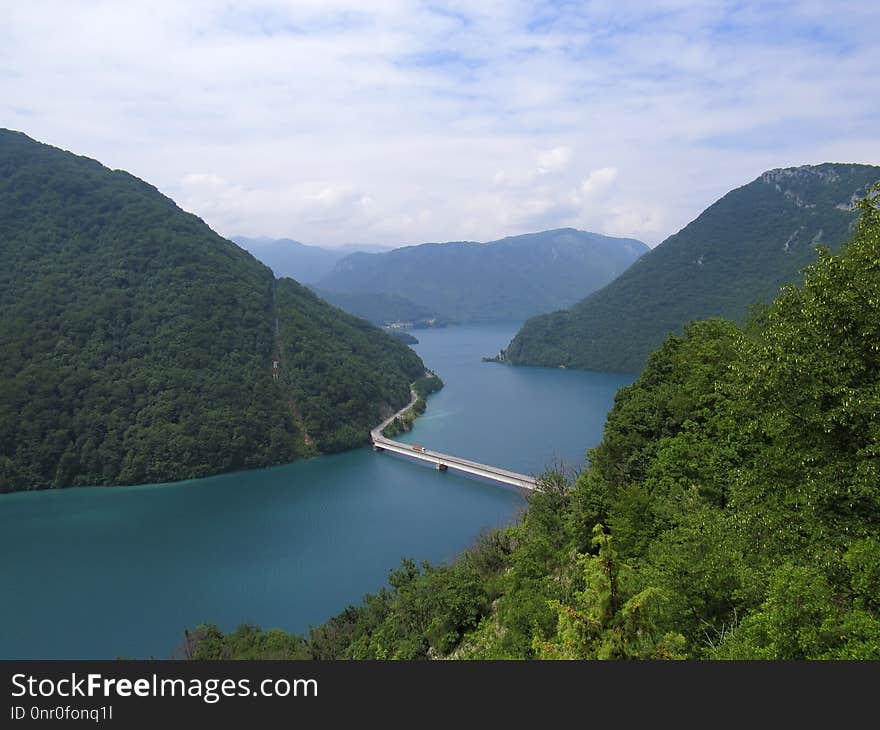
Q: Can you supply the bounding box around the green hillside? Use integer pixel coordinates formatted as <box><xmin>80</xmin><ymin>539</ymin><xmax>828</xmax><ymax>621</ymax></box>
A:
<box><xmin>505</xmin><ymin>164</ymin><xmax>880</xmax><ymax>373</ymax></box>
<box><xmin>317</xmin><ymin>229</ymin><xmax>648</xmax><ymax>323</ymax></box>
<box><xmin>188</xmin><ymin>185</ymin><xmax>880</xmax><ymax>660</ymax></box>
<box><xmin>311</xmin><ymin>288</ymin><xmax>439</xmax><ymax>327</ymax></box>
<box><xmin>0</xmin><ymin>129</ymin><xmax>424</xmax><ymax>491</ymax></box>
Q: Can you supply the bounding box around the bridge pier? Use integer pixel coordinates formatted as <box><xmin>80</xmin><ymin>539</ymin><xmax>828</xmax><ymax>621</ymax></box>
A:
<box><xmin>436</xmin><ymin>463</ymin><xmax>448</xmax><ymax>471</ymax></box>
<box><xmin>372</xmin><ymin>444</ymin><xmax>384</xmax><ymax>452</ymax></box>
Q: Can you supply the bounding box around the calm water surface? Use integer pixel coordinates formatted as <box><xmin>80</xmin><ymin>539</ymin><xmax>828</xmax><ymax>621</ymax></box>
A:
<box><xmin>0</xmin><ymin>322</ymin><xmax>631</xmax><ymax>658</ymax></box>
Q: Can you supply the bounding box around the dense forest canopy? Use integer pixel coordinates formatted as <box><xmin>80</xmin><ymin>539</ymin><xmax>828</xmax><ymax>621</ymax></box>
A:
<box><xmin>189</xmin><ymin>185</ymin><xmax>880</xmax><ymax>660</ymax></box>
<box><xmin>505</xmin><ymin>164</ymin><xmax>880</xmax><ymax>373</ymax></box>
<box><xmin>0</xmin><ymin>129</ymin><xmax>425</xmax><ymax>491</ymax></box>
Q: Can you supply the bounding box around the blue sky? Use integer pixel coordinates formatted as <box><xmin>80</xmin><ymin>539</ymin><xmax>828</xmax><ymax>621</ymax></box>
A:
<box><xmin>2</xmin><ymin>1</ymin><xmax>879</xmax><ymax>247</ymax></box>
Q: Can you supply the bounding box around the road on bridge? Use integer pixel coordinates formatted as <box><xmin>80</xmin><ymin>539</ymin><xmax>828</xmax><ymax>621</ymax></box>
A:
<box><xmin>371</xmin><ymin>384</ymin><xmax>538</xmax><ymax>491</ymax></box>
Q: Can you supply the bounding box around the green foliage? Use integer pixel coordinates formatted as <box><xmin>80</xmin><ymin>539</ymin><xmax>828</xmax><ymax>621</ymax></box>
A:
<box><xmin>185</xmin><ymin>623</ymin><xmax>310</xmax><ymax>660</ymax></box>
<box><xmin>507</xmin><ymin>164</ymin><xmax>880</xmax><ymax>373</ymax></box>
<box><xmin>412</xmin><ymin>373</ymin><xmax>444</xmax><ymax>399</ymax></box>
<box><xmin>382</xmin><ymin>373</ymin><xmax>444</xmax><ymax>438</ymax></box>
<box><xmin>273</xmin><ymin>279</ymin><xmax>424</xmax><ymax>453</ymax></box>
<box><xmin>188</xmin><ymin>185</ymin><xmax>880</xmax><ymax>661</ymax></box>
<box><xmin>312</xmin><ymin>288</ymin><xmax>440</xmax><ymax>327</ymax></box>
<box><xmin>317</xmin><ymin>229</ymin><xmax>648</xmax><ymax>323</ymax></box>
<box><xmin>536</xmin><ymin>526</ymin><xmax>686</xmax><ymax>659</ymax></box>
<box><xmin>388</xmin><ymin>330</ymin><xmax>419</xmax><ymax>345</ymax></box>
<box><xmin>0</xmin><ymin>129</ymin><xmax>424</xmax><ymax>490</ymax></box>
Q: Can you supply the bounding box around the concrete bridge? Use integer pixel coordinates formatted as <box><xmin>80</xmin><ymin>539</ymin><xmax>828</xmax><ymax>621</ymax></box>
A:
<box><xmin>371</xmin><ymin>389</ymin><xmax>538</xmax><ymax>492</ymax></box>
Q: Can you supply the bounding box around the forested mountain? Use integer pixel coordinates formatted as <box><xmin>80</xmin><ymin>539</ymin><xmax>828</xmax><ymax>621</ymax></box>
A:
<box><xmin>505</xmin><ymin>164</ymin><xmax>880</xmax><ymax>373</ymax></box>
<box><xmin>310</xmin><ymin>288</ymin><xmax>439</xmax><ymax>327</ymax></box>
<box><xmin>231</xmin><ymin>237</ymin><xmax>435</xmax><ymax>325</ymax></box>
<box><xmin>231</xmin><ymin>236</ymin><xmax>346</xmax><ymax>284</ymax></box>
<box><xmin>316</xmin><ymin>229</ymin><xmax>648</xmax><ymax>323</ymax></box>
<box><xmin>231</xmin><ymin>237</ymin><xmax>393</xmax><ymax>284</ymax></box>
<box><xmin>0</xmin><ymin>129</ymin><xmax>425</xmax><ymax>492</ymax></box>
<box><xmin>189</xmin><ymin>185</ymin><xmax>880</xmax><ymax>660</ymax></box>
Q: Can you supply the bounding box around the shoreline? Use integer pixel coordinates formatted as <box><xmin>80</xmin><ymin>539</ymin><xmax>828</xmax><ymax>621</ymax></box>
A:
<box><xmin>373</xmin><ymin>372</ymin><xmax>444</xmax><ymax>440</ymax></box>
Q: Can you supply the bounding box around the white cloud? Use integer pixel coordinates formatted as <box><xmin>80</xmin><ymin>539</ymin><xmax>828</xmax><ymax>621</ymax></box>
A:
<box><xmin>537</xmin><ymin>146</ymin><xmax>573</xmax><ymax>175</ymax></box>
<box><xmin>1</xmin><ymin>1</ymin><xmax>879</xmax><ymax>247</ymax></box>
<box><xmin>602</xmin><ymin>205</ymin><xmax>667</xmax><ymax>239</ymax></box>
<box><xmin>580</xmin><ymin>167</ymin><xmax>618</xmax><ymax>197</ymax></box>
<box><xmin>179</xmin><ymin>174</ymin><xmax>377</xmax><ymax>234</ymax></box>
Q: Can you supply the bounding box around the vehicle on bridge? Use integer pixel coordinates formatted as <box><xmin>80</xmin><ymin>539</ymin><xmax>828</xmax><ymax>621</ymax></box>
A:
<box><xmin>372</xmin><ymin>414</ymin><xmax>537</xmax><ymax>491</ymax></box>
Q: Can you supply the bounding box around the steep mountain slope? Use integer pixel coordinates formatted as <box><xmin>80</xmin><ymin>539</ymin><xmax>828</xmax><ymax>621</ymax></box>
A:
<box><xmin>310</xmin><ymin>288</ymin><xmax>438</xmax><ymax>327</ymax></box>
<box><xmin>232</xmin><ymin>237</ymin><xmax>394</xmax><ymax>284</ymax></box>
<box><xmin>231</xmin><ymin>236</ymin><xmax>347</xmax><ymax>283</ymax></box>
<box><xmin>231</xmin><ymin>237</ymin><xmax>429</xmax><ymax>324</ymax></box>
<box><xmin>505</xmin><ymin>164</ymin><xmax>880</xmax><ymax>373</ymax></box>
<box><xmin>0</xmin><ymin>129</ymin><xmax>424</xmax><ymax>491</ymax></box>
<box><xmin>317</xmin><ymin>229</ymin><xmax>648</xmax><ymax>322</ymax></box>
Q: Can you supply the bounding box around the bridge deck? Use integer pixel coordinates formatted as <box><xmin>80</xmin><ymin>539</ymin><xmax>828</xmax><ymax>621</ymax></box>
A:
<box><xmin>370</xmin><ymin>387</ymin><xmax>538</xmax><ymax>491</ymax></box>
<box><xmin>372</xmin><ymin>436</ymin><xmax>538</xmax><ymax>490</ymax></box>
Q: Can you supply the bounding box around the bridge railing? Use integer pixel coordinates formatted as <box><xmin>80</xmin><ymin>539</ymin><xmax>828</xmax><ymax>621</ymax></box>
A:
<box><xmin>369</xmin><ymin>382</ymin><xmax>539</xmax><ymax>491</ymax></box>
<box><xmin>372</xmin><ymin>435</ymin><xmax>538</xmax><ymax>491</ymax></box>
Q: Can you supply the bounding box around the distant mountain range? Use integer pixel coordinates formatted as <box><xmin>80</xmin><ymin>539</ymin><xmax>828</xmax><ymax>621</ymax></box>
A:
<box><xmin>504</xmin><ymin>163</ymin><xmax>880</xmax><ymax>373</ymax></box>
<box><xmin>0</xmin><ymin>129</ymin><xmax>425</xmax><ymax>491</ymax></box>
<box><xmin>315</xmin><ymin>229</ymin><xmax>648</xmax><ymax>323</ymax></box>
<box><xmin>231</xmin><ymin>236</ymin><xmax>391</xmax><ymax>284</ymax></box>
<box><xmin>231</xmin><ymin>237</ymin><xmax>446</xmax><ymax>325</ymax></box>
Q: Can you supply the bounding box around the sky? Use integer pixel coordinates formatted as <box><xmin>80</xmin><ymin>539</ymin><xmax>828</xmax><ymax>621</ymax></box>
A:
<box><xmin>2</xmin><ymin>1</ymin><xmax>879</xmax><ymax>248</ymax></box>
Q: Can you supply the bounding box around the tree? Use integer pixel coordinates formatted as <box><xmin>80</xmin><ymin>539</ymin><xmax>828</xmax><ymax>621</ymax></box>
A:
<box><xmin>535</xmin><ymin>525</ymin><xmax>685</xmax><ymax>659</ymax></box>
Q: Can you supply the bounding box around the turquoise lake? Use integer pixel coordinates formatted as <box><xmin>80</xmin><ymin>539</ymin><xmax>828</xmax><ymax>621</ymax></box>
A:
<box><xmin>0</xmin><ymin>322</ymin><xmax>632</xmax><ymax>659</ymax></box>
